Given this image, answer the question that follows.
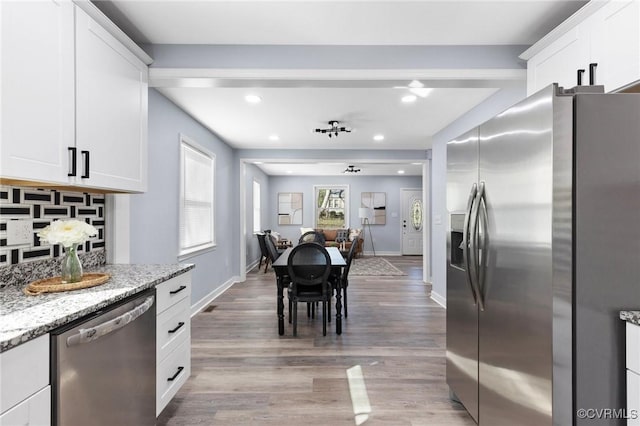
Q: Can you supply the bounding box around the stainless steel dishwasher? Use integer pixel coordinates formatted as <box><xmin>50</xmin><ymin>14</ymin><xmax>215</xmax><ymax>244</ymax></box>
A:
<box><xmin>51</xmin><ymin>289</ymin><xmax>156</xmax><ymax>426</ymax></box>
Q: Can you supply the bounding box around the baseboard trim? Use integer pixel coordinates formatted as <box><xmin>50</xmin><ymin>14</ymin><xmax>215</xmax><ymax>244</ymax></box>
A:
<box><xmin>191</xmin><ymin>275</ymin><xmax>239</xmax><ymax>317</ymax></box>
<box><xmin>430</xmin><ymin>290</ymin><xmax>446</xmax><ymax>309</ymax></box>
<box><xmin>361</xmin><ymin>251</ymin><xmax>401</xmax><ymax>256</ymax></box>
<box><xmin>246</xmin><ymin>259</ymin><xmax>260</xmax><ymax>273</ymax></box>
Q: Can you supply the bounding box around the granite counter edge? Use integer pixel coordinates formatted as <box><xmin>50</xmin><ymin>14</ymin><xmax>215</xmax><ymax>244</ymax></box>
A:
<box><xmin>620</xmin><ymin>311</ymin><xmax>640</xmax><ymax>326</ymax></box>
<box><xmin>0</xmin><ymin>264</ymin><xmax>194</xmax><ymax>353</ymax></box>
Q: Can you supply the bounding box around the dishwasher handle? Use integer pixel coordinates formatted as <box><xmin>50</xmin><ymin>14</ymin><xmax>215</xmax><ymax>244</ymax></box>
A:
<box><xmin>66</xmin><ymin>295</ymin><xmax>155</xmax><ymax>347</ymax></box>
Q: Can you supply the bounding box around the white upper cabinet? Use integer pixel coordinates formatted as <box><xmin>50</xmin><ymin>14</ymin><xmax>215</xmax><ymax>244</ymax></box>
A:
<box><xmin>590</xmin><ymin>0</ymin><xmax>640</xmax><ymax>92</ymax></box>
<box><xmin>75</xmin><ymin>8</ymin><xmax>148</xmax><ymax>193</ymax></box>
<box><xmin>0</xmin><ymin>0</ymin><xmax>75</xmax><ymax>184</ymax></box>
<box><xmin>1</xmin><ymin>2</ymin><xmax>148</xmax><ymax>193</ymax></box>
<box><xmin>523</xmin><ymin>0</ymin><xmax>640</xmax><ymax>95</ymax></box>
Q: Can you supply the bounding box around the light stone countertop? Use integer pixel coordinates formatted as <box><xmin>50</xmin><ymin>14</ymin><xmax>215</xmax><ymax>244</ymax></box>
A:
<box><xmin>0</xmin><ymin>263</ymin><xmax>194</xmax><ymax>352</ymax></box>
<box><xmin>620</xmin><ymin>311</ymin><xmax>640</xmax><ymax>327</ymax></box>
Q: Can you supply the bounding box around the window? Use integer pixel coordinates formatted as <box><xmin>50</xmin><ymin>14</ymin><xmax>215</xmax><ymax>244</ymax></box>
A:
<box><xmin>253</xmin><ymin>180</ymin><xmax>261</xmax><ymax>233</ymax></box>
<box><xmin>179</xmin><ymin>135</ymin><xmax>215</xmax><ymax>258</ymax></box>
<box><xmin>314</xmin><ymin>185</ymin><xmax>348</xmax><ymax>229</ymax></box>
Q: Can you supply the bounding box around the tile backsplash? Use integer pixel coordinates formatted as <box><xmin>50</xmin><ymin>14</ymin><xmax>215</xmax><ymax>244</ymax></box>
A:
<box><xmin>0</xmin><ymin>186</ymin><xmax>106</xmax><ymax>285</ymax></box>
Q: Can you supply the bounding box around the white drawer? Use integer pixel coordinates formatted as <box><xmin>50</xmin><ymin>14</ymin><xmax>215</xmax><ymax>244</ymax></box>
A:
<box><xmin>156</xmin><ymin>272</ymin><xmax>191</xmax><ymax>314</ymax></box>
<box><xmin>0</xmin><ymin>334</ymin><xmax>49</xmax><ymax>414</ymax></box>
<box><xmin>0</xmin><ymin>386</ymin><xmax>50</xmax><ymax>426</ymax></box>
<box><xmin>628</xmin><ymin>370</ymin><xmax>640</xmax><ymax>426</ymax></box>
<box><xmin>157</xmin><ymin>296</ymin><xmax>190</xmax><ymax>363</ymax></box>
<box><xmin>628</xmin><ymin>323</ymin><xmax>640</xmax><ymax>374</ymax></box>
<box><xmin>156</xmin><ymin>343</ymin><xmax>190</xmax><ymax>417</ymax></box>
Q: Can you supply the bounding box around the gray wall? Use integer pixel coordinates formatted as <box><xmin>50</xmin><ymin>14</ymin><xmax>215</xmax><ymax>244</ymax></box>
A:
<box><xmin>269</xmin><ymin>175</ymin><xmax>422</xmax><ymax>254</ymax></box>
<box><xmin>430</xmin><ymin>86</ymin><xmax>526</xmax><ymax>303</ymax></box>
<box><xmin>130</xmin><ymin>89</ymin><xmax>238</xmax><ymax>306</ymax></box>
<box><xmin>244</xmin><ymin>163</ymin><xmax>270</xmax><ymax>268</ymax></box>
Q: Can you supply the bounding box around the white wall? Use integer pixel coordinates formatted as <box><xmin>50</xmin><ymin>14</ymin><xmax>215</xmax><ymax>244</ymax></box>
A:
<box><xmin>130</xmin><ymin>89</ymin><xmax>239</xmax><ymax>307</ymax></box>
<box><xmin>430</xmin><ymin>87</ymin><xmax>526</xmax><ymax>304</ymax></box>
<box><xmin>269</xmin><ymin>174</ymin><xmax>422</xmax><ymax>254</ymax></box>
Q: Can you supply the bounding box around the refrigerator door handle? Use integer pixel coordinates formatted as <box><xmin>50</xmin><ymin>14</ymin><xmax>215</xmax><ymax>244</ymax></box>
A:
<box><xmin>477</xmin><ymin>184</ymin><xmax>489</xmax><ymax>309</ymax></box>
<box><xmin>469</xmin><ymin>182</ymin><xmax>485</xmax><ymax>311</ymax></box>
<box><xmin>462</xmin><ymin>183</ymin><xmax>479</xmax><ymax>304</ymax></box>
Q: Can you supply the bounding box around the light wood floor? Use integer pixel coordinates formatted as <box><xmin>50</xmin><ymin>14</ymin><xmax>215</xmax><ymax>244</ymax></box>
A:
<box><xmin>158</xmin><ymin>256</ymin><xmax>475</xmax><ymax>425</ymax></box>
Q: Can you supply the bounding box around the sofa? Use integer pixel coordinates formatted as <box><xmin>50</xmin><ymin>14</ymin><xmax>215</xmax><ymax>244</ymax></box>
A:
<box><xmin>301</xmin><ymin>227</ymin><xmax>364</xmax><ymax>257</ymax></box>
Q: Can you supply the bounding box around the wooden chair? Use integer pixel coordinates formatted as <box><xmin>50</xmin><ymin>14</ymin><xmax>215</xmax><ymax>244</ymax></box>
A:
<box><xmin>287</xmin><ymin>243</ymin><xmax>332</xmax><ymax>336</ymax></box>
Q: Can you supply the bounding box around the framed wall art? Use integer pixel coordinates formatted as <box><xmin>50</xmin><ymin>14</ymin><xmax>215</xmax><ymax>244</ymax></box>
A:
<box><xmin>361</xmin><ymin>192</ymin><xmax>386</xmax><ymax>225</ymax></box>
<box><xmin>278</xmin><ymin>192</ymin><xmax>303</xmax><ymax>225</ymax></box>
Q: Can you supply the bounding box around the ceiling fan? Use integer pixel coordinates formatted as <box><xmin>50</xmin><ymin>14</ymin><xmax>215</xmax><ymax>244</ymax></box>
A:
<box><xmin>343</xmin><ymin>165</ymin><xmax>361</xmax><ymax>173</ymax></box>
<box><xmin>394</xmin><ymin>80</ymin><xmax>433</xmax><ymax>98</ymax></box>
<box><xmin>314</xmin><ymin>120</ymin><xmax>352</xmax><ymax>138</ymax></box>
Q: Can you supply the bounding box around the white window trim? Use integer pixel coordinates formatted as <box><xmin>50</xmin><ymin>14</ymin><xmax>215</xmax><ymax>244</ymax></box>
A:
<box><xmin>313</xmin><ymin>184</ymin><xmax>349</xmax><ymax>229</ymax></box>
<box><xmin>178</xmin><ymin>134</ymin><xmax>216</xmax><ymax>261</ymax></box>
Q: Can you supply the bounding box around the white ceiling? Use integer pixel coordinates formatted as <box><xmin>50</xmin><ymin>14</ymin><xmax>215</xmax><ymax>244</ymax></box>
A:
<box><xmin>253</xmin><ymin>161</ymin><xmax>424</xmax><ymax>176</ymax></box>
<box><xmin>97</xmin><ymin>0</ymin><xmax>587</xmax><ymax>175</ymax></box>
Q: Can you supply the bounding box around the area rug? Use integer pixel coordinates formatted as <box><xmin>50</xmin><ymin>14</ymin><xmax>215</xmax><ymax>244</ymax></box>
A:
<box><xmin>349</xmin><ymin>257</ymin><xmax>406</xmax><ymax>276</ymax></box>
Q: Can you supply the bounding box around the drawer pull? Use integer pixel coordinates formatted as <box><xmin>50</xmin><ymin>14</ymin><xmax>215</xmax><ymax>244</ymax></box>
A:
<box><xmin>167</xmin><ymin>366</ymin><xmax>184</xmax><ymax>382</ymax></box>
<box><xmin>169</xmin><ymin>285</ymin><xmax>187</xmax><ymax>295</ymax></box>
<box><xmin>168</xmin><ymin>322</ymin><xmax>185</xmax><ymax>334</ymax></box>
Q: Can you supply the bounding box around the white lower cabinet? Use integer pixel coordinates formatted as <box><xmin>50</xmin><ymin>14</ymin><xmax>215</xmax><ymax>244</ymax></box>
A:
<box><xmin>156</xmin><ymin>273</ymin><xmax>192</xmax><ymax>416</ymax></box>
<box><xmin>629</xmin><ymin>370</ymin><xmax>640</xmax><ymax>426</ymax></box>
<box><xmin>0</xmin><ymin>334</ymin><xmax>50</xmax><ymax>425</ymax></box>
<box><xmin>0</xmin><ymin>387</ymin><xmax>50</xmax><ymax>426</ymax></box>
<box><xmin>628</xmin><ymin>323</ymin><xmax>640</xmax><ymax>425</ymax></box>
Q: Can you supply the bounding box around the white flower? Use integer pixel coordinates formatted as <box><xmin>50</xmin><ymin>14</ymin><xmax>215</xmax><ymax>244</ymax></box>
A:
<box><xmin>37</xmin><ymin>219</ymin><xmax>98</xmax><ymax>248</ymax></box>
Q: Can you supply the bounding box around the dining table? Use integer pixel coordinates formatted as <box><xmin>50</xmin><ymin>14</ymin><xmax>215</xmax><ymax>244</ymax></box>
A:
<box><xmin>271</xmin><ymin>245</ymin><xmax>346</xmax><ymax>335</ymax></box>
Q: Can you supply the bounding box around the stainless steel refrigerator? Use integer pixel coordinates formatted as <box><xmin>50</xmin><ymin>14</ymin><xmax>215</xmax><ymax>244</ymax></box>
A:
<box><xmin>446</xmin><ymin>84</ymin><xmax>640</xmax><ymax>426</ymax></box>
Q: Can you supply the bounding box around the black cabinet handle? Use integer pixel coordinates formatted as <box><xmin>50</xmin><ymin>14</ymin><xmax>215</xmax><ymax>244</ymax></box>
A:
<box><xmin>167</xmin><ymin>366</ymin><xmax>184</xmax><ymax>382</ymax></box>
<box><xmin>68</xmin><ymin>147</ymin><xmax>77</xmax><ymax>177</ymax></box>
<box><xmin>169</xmin><ymin>285</ymin><xmax>187</xmax><ymax>295</ymax></box>
<box><xmin>589</xmin><ymin>63</ymin><xmax>598</xmax><ymax>85</ymax></box>
<box><xmin>168</xmin><ymin>322</ymin><xmax>185</xmax><ymax>334</ymax></box>
<box><xmin>81</xmin><ymin>150</ymin><xmax>90</xmax><ymax>178</ymax></box>
<box><xmin>577</xmin><ymin>69</ymin><xmax>585</xmax><ymax>85</ymax></box>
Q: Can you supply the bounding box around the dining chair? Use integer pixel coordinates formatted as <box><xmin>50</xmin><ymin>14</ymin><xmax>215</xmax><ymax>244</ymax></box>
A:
<box><xmin>264</xmin><ymin>233</ymin><xmax>283</xmax><ymax>273</ymax></box>
<box><xmin>298</xmin><ymin>231</ymin><xmax>326</xmax><ymax>245</ymax></box>
<box><xmin>256</xmin><ymin>233</ymin><xmax>269</xmax><ymax>271</ymax></box>
<box><xmin>287</xmin><ymin>243</ymin><xmax>332</xmax><ymax>336</ymax></box>
<box><xmin>332</xmin><ymin>236</ymin><xmax>359</xmax><ymax>318</ymax></box>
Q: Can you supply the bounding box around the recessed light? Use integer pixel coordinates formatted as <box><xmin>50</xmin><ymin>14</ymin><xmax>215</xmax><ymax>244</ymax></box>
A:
<box><xmin>286</xmin><ymin>170</ymin><xmax>293</xmax><ymax>174</ymax></box>
<box><xmin>245</xmin><ymin>94</ymin><xmax>262</xmax><ymax>104</ymax></box>
<box><xmin>268</xmin><ymin>134</ymin><xmax>279</xmax><ymax>141</ymax></box>
<box><xmin>402</xmin><ymin>94</ymin><xmax>417</xmax><ymax>103</ymax></box>
<box><xmin>373</xmin><ymin>134</ymin><xmax>385</xmax><ymax>141</ymax></box>
<box><xmin>254</xmin><ymin>161</ymin><xmax>264</xmax><ymax>165</ymax></box>
<box><xmin>397</xmin><ymin>170</ymin><xmax>405</xmax><ymax>174</ymax></box>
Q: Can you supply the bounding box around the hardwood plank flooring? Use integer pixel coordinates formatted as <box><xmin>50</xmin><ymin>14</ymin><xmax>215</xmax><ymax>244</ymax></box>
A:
<box><xmin>158</xmin><ymin>256</ymin><xmax>475</xmax><ymax>425</ymax></box>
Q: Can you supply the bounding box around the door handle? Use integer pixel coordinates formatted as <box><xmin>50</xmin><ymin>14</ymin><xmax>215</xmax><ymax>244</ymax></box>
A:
<box><xmin>68</xmin><ymin>147</ymin><xmax>77</xmax><ymax>177</ymax></box>
<box><xmin>66</xmin><ymin>296</ymin><xmax>155</xmax><ymax>347</ymax></box>
<box><xmin>81</xmin><ymin>150</ymin><xmax>90</xmax><ymax>178</ymax></box>
<box><xmin>169</xmin><ymin>285</ymin><xmax>187</xmax><ymax>295</ymax></box>
<box><xmin>462</xmin><ymin>183</ymin><xmax>478</xmax><ymax>304</ymax></box>
<box><xmin>167</xmin><ymin>366</ymin><xmax>184</xmax><ymax>382</ymax></box>
<box><xmin>469</xmin><ymin>182</ymin><xmax>485</xmax><ymax>311</ymax></box>
<box><xmin>478</xmin><ymin>187</ymin><xmax>489</xmax><ymax>308</ymax></box>
<box><xmin>168</xmin><ymin>322</ymin><xmax>185</xmax><ymax>334</ymax></box>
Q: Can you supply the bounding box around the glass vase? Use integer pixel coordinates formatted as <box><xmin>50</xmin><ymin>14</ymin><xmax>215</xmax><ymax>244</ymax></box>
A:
<box><xmin>61</xmin><ymin>246</ymin><xmax>83</xmax><ymax>283</ymax></box>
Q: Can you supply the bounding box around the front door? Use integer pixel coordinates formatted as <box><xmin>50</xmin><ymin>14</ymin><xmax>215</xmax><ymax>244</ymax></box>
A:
<box><xmin>401</xmin><ymin>189</ymin><xmax>423</xmax><ymax>255</ymax></box>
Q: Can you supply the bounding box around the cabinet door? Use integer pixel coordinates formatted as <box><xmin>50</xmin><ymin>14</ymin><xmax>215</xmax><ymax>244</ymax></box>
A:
<box><xmin>0</xmin><ymin>386</ymin><xmax>50</xmax><ymax>426</ymax></box>
<box><xmin>629</xmin><ymin>370</ymin><xmax>640</xmax><ymax>426</ymax></box>
<box><xmin>590</xmin><ymin>0</ymin><xmax>640</xmax><ymax>92</ymax></box>
<box><xmin>75</xmin><ymin>7</ymin><xmax>148</xmax><ymax>192</ymax></box>
<box><xmin>0</xmin><ymin>0</ymin><xmax>74</xmax><ymax>184</ymax></box>
<box><xmin>526</xmin><ymin>26</ymin><xmax>590</xmax><ymax>95</ymax></box>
